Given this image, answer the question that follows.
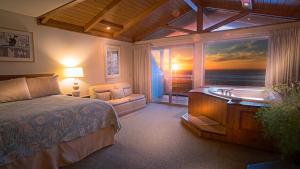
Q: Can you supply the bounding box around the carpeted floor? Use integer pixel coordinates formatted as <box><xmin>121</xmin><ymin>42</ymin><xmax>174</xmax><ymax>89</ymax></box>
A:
<box><xmin>62</xmin><ymin>103</ymin><xmax>278</xmax><ymax>169</ymax></box>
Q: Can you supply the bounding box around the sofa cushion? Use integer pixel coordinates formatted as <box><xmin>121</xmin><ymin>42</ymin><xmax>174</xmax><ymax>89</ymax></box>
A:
<box><xmin>109</xmin><ymin>97</ymin><xmax>130</xmax><ymax>106</ymax></box>
<box><xmin>110</xmin><ymin>88</ymin><xmax>125</xmax><ymax>99</ymax></box>
<box><xmin>0</xmin><ymin>78</ymin><xmax>31</xmax><ymax>103</ymax></box>
<box><xmin>93</xmin><ymin>85</ymin><xmax>112</xmax><ymax>93</ymax></box>
<box><xmin>95</xmin><ymin>92</ymin><xmax>111</xmax><ymax>101</ymax></box>
<box><xmin>126</xmin><ymin>94</ymin><xmax>145</xmax><ymax>102</ymax></box>
<box><xmin>123</xmin><ymin>87</ymin><xmax>133</xmax><ymax>97</ymax></box>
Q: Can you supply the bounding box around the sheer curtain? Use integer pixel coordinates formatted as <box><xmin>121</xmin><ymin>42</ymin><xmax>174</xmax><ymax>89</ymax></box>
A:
<box><xmin>266</xmin><ymin>27</ymin><xmax>300</xmax><ymax>87</ymax></box>
<box><xmin>133</xmin><ymin>44</ymin><xmax>152</xmax><ymax>102</ymax></box>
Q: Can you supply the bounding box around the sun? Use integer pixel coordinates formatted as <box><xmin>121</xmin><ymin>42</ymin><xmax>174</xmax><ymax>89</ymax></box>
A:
<box><xmin>172</xmin><ymin>63</ymin><xmax>180</xmax><ymax>71</ymax></box>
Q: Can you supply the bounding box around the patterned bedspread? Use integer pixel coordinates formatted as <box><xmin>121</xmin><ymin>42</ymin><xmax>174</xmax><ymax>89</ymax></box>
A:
<box><xmin>0</xmin><ymin>95</ymin><xmax>120</xmax><ymax>165</ymax></box>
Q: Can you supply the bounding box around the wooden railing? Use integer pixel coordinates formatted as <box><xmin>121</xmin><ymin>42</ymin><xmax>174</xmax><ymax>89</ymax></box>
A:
<box><xmin>164</xmin><ymin>75</ymin><xmax>193</xmax><ymax>96</ymax></box>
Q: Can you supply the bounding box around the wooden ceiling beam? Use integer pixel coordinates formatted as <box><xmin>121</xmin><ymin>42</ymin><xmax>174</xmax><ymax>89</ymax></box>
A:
<box><xmin>196</xmin><ymin>3</ymin><xmax>203</xmax><ymax>32</ymax></box>
<box><xmin>163</xmin><ymin>25</ymin><xmax>197</xmax><ymax>34</ymax></box>
<box><xmin>191</xmin><ymin>0</ymin><xmax>203</xmax><ymax>7</ymax></box>
<box><xmin>134</xmin><ymin>10</ymin><xmax>192</xmax><ymax>42</ymax></box>
<box><xmin>38</xmin><ymin>19</ymin><xmax>112</xmax><ymax>38</ymax></box>
<box><xmin>38</xmin><ymin>18</ymin><xmax>134</xmax><ymax>42</ymax></box>
<box><xmin>185</xmin><ymin>0</ymin><xmax>204</xmax><ymax>32</ymax></box>
<box><xmin>203</xmin><ymin>1</ymin><xmax>244</xmax><ymax>11</ymax></box>
<box><xmin>134</xmin><ymin>26</ymin><xmax>163</xmax><ymax>42</ymax></box>
<box><xmin>100</xmin><ymin>20</ymin><xmax>124</xmax><ymax>30</ymax></box>
<box><xmin>203</xmin><ymin>1</ymin><xmax>298</xmax><ymax>19</ymax></box>
<box><xmin>203</xmin><ymin>11</ymin><xmax>249</xmax><ymax>32</ymax></box>
<box><xmin>88</xmin><ymin>30</ymin><xmax>114</xmax><ymax>38</ymax></box>
<box><xmin>113</xmin><ymin>0</ymin><xmax>169</xmax><ymax>38</ymax></box>
<box><xmin>84</xmin><ymin>0</ymin><xmax>122</xmax><ymax>32</ymax></box>
<box><xmin>40</xmin><ymin>0</ymin><xmax>86</xmax><ymax>24</ymax></box>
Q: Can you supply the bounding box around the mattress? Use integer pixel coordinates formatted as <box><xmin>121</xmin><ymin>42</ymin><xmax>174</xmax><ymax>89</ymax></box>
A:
<box><xmin>0</xmin><ymin>95</ymin><xmax>120</xmax><ymax>166</ymax></box>
<box><xmin>3</xmin><ymin>126</ymin><xmax>115</xmax><ymax>169</ymax></box>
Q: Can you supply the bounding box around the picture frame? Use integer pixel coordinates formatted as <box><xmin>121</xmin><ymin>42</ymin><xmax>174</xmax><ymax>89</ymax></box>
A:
<box><xmin>0</xmin><ymin>28</ymin><xmax>34</xmax><ymax>62</ymax></box>
<box><xmin>105</xmin><ymin>45</ymin><xmax>120</xmax><ymax>79</ymax></box>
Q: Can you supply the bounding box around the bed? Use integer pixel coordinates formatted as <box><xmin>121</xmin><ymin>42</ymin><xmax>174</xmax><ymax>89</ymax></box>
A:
<box><xmin>0</xmin><ymin>74</ymin><xmax>121</xmax><ymax>169</ymax></box>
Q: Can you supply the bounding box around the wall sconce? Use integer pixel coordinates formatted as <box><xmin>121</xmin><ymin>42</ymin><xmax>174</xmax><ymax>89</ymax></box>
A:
<box><xmin>64</xmin><ymin>67</ymin><xmax>84</xmax><ymax>97</ymax></box>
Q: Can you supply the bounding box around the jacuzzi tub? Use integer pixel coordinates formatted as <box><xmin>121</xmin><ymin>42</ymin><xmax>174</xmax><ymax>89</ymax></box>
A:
<box><xmin>208</xmin><ymin>87</ymin><xmax>279</xmax><ymax>103</ymax></box>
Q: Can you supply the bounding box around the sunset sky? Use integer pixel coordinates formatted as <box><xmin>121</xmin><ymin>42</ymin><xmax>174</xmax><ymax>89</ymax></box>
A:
<box><xmin>152</xmin><ymin>46</ymin><xmax>193</xmax><ymax>73</ymax></box>
<box><xmin>152</xmin><ymin>38</ymin><xmax>267</xmax><ymax>74</ymax></box>
<box><xmin>171</xmin><ymin>46</ymin><xmax>193</xmax><ymax>71</ymax></box>
<box><xmin>205</xmin><ymin>39</ymin><xmax>268</xmax><ymax>70</ymax></box>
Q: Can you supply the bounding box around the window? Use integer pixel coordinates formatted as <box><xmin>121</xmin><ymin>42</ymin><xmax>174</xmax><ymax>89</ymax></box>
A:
<box><xmin>204</xmin><ymin>38</ymin><xmax>268</xmax><ymax>86</ymax></box>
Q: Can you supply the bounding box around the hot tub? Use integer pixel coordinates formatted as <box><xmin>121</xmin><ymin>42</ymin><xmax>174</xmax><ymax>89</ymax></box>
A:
<box><xmin>186</xmin><ymin>87</ymin><xmax>276</xmax><ymax>150</ymax></box>
<box><xmin>208</xmin><ymin>87</ymin><xmax>279</xmax><ymax>103</ymax></box>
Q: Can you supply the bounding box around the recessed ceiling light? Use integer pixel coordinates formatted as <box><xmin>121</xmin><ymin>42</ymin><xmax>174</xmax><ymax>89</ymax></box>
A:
<box><xmin>241</xmin><ymin>0</ymin><xmax>252</xmax><ymax>10</ymax></box>
<box><xmin>106</xmin><ymin>26</ymin><xmax>111</xmax><ymax>30</ymax></box>
<box><xmin>247</xmin><ymin>17</ymin><xmax>251</xmax><ymax>21</ymax></box>
<box><xmin>172</xmin><ymin>9</ymin><xmax>180</xmax><ymax>17</ymax></box>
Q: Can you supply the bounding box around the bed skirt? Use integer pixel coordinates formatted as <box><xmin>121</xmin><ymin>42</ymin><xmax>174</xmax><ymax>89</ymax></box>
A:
<box><xmin>2</xmin><ymin>126</ymin><xmax>115</xmax><ymax>169</ymax></box>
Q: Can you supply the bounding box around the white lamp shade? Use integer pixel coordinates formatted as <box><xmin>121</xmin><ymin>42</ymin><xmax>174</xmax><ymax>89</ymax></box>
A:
<box><xmin>64</xmin><ymin>67</ymin><xmax>84</xmax><ymax>78</ymax></box>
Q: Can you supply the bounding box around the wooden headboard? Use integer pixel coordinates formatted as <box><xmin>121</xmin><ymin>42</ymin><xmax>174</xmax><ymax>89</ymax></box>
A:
<box><xmin>0</xmin><ymin>74</ymin><xmax>54</xmax><ymax>81</ymax></box>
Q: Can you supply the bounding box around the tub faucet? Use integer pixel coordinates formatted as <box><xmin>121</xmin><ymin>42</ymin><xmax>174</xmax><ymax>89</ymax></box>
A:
<box><xmin>224</xmin><ymin>89</ymin><xmax>233</xmax><ymax>96</ymax></box>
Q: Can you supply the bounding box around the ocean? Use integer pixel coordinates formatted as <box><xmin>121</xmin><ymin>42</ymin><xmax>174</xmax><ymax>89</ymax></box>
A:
<box><xmin>158</xmin><ymin>69</ymin><xmax>265</xmax><ymax>96</ymax></box>
<box><xmin>205</xmin><ymin>69</ymin><xmax>266</xmax><ymax>86</ymax></box>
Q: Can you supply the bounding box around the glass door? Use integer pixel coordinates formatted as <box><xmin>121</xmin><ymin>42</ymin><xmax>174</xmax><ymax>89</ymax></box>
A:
<box><xmin>151</xmin><ymin>48</ymin><xmax>172</xmax><ymax>104</ymax></box>
<box><xmin>151</xmin><ymin>44</ymin><xmax>193</xmax><ymax>105</ymax></box>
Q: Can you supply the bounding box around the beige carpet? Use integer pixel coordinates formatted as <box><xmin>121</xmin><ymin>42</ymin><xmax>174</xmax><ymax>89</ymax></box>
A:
<box><xmin>62</xmin><ymin>103</ymin><xmax>278</xmax><ymax>169</ymax></box>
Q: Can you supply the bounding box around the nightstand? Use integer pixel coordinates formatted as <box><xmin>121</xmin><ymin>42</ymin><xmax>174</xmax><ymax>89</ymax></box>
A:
<box><xmin>80</xmin><ymin>95</ymin><xmax>90</xmax><ymax>98</ymax></box>
<box><xmin>66</xmin><ymin>94</ymin><xmax>90</xmax><ymax>98</ymax></box>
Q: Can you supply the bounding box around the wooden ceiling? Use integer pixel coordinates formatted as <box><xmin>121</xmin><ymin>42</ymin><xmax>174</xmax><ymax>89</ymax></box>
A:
<box><xmin>37</xmin><ymin>0</ymin><xmax>190</xmax><ymax>42</ymax></box>
<box><xmin>37</xmin><ymin>0</ymin><xmax>300</xmax><ymax>42</ymax></box>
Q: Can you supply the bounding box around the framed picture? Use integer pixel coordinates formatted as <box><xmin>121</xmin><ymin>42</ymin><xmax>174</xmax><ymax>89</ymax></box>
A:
<box><xmin>0</xmin><ymin>28</ymin><xmax>34</xmax><ymax>62</ymax></box>
<box><xmin>105</xmin><ymin>45</ymin><xmax>120</xmax><ymax>79</ymax></box>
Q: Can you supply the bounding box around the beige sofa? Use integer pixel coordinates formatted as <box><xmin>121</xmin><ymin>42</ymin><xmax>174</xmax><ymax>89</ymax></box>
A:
<box><xmin>89</xmin><ymin>82</ymin><xmax>146</xmax><ymax>116</ymax></box>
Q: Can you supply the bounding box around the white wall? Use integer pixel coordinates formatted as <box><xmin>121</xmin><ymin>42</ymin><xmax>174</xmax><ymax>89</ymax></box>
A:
<box><xmin>136</xmin><ymin>21</ymin><xmax>300</xmax><ymax>88</ymax></box>
<box><xmin>0</xmin><ymin>9</ymin><xmax>133</xmax><ymax>95</ymax></box>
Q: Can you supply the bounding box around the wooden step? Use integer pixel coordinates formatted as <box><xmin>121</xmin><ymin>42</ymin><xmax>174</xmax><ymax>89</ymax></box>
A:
<box><xmin>182</xmin><ymin>113</ymin><xmax>226</xmax><ymax>135</ymax></box>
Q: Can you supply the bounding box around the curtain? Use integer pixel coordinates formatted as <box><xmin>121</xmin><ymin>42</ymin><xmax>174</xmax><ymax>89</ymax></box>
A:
<box><xmin>133</xmin><ymin>44</ymin><xmax>152</xmax><ymax>102</ymax></box>
<box><xmin>266</xmin><ymin>27</ymin><xmax>300</xmax><ymax>87</ymax></box>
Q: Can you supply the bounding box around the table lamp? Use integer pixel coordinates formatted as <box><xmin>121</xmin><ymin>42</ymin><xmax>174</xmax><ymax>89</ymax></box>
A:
<box><xmin>64</xmin><ymin>67</ymin><xmax>84</xmax><ymax>97</ymax></box>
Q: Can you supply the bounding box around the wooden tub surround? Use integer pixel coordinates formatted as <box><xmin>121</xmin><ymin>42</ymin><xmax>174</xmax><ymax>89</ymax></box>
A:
<box><xmin>181</xmin><ymin>88</ymin><xmax>273</xmax><ymax>150</ymax></box>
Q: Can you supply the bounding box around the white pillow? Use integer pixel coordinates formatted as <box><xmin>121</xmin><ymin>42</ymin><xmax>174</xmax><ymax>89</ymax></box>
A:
<box><xmin>26</xmin><ymin>75</ymin><xmax>61</xmax><ymax>98</ymax></box>
<box><xmin>0</xmin><ymin>78</ymin><xmax>31</xmax><ymax>103</ymax></box>
<box><xmin>95</xmin><ymin>92</ymin><xmax>111</xmax><ymax>101</ymax></box>
<box><xmin>123</xmin><ymin>87</ymin><xmax>133</xmax><ymax>96</ymax></box>
<box><xmin>110</xmin><ymin>88</ymin><xmax>125</xmax><ymax>99</ymax></box>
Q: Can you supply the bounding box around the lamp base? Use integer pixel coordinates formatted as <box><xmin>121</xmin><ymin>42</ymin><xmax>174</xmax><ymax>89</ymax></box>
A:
<box><xmin>72</xmin><ymin>80</ymin><xmax>80</xmax><ymax>97</ymax></box>
<box><xmin>72</xmin><ymin>90</ymin><xmax>80</xmax><ymax>97</ymax></box>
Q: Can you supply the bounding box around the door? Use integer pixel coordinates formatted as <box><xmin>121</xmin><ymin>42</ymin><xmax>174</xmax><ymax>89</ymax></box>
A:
<box><xmin>151</xmin><ymin>44</ymin><xmax>193</xmax><ymax>105</ymax></box>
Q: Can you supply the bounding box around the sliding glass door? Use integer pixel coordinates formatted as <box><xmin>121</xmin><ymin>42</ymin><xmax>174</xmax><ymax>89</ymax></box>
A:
<box><xmin>151</xmin><ymin>45</ymin><xmax>193</xmax><ymax>105</ymax></box>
